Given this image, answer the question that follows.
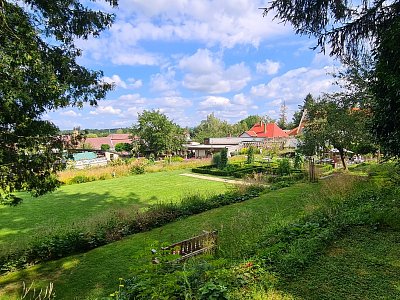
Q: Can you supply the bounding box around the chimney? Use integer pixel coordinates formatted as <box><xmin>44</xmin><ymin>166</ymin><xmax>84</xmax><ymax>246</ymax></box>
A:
<box><xmin>264</xmin><ymin>123</ymin><xmax>267</xmax><ymax>133</ymax></box>
<box><xmin>260</xmin><ymin>120</ymin><xmax>263</xmax><ymax>126</ymax></box>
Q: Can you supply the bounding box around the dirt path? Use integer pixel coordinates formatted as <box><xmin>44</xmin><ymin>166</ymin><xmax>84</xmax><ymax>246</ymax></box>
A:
<box><xmin>180</xmin><ymin>173</ymin><xmax>251</xmax><ymax>185</ymax></box>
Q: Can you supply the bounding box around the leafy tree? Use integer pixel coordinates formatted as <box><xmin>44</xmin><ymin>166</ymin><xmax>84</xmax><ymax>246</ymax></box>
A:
<box><xmin>101</xmin><ymin>144</ymin><xmax>110</xmax><ymax>151</ymax></box>
<box><xmin>0</xmin><ymin>0</ymin><xmax>116</xmax><ymax>204</ymax></box>
<box><xmin>239</xmin><ymin>115</ymin><xmax>262</xmax><ymax>131</ymax></box>
<box><xmin>371</xmin><ymin>16</ymin><xmax>400</xmax><ymax>157</ymax></box>
<box><xmin>131</xmin><ymin>110</ymin><xmax>185</xmax><ymax>158</ymax></box>
<box><xmin>291</xmin><ymin>94</ymin><xmax>315</xmax><ymax>129</ymax></box>
<box><xmin>300</xmin><ymin>95</ymin><xmax>371</xmax><ymax>169</ymax></box>
<box><xmin>263</xmin><ymin>1</ymin><xmax>400</xmax><ymax>159</ymax></box>
<box><xmin>193</xmin><ymin>114</ymin><xmax>244</xmax><ymax>142</ymax></box>
<box><xmin>246</xmin><ymin>146</ymin><xmax>255</xmax><ymax>164</ymax></box>
<box><xmin>263</xmin><ymin>1</ymin><xmax>400</xmax><ymax>60</ymax></box>
<box><xmin>219</xmin><ymin>148</ymin><xmax>228</xmax><ymax>170</ymax></box>
<box><xmin>115</xmin><ymin>143</ymin><xmax>133</xmax><ymax>152</ymax></box>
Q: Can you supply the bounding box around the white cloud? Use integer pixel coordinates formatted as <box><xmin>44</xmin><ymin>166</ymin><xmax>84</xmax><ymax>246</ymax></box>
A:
<box><xmin>113</xmin><ymin>0</ymin><xmax>290</xmax><ymax>48</ymax></box>
<box><xmin>200</xmin><ymin>96</ymin><xmax>231</xmax><ymax>108</ymax></box>
<box><xmin>118</xmin><ymin>93</ymin><xmax>146</xmax><ymax>104</ymax></box>
<box><xmin>161</xmin><ymin>97</ymin><xmax>193</xmax><ymax>108</ymax></box>
<box><xmin>77</xmin><ymin>0</ymin><xmax>291</xmax><ymax>66</ymax></box>
<box><xmin>150</xmin><ymin>69</ymin><xmax>178</xmax><ymax>94</ymax></box>
<box><xmin>90</xmin><ymin>106</ymin><xmax>122</xmax><ymax>115</ymax></box>
<box><xmin>127</xmin><ymin>78</ymin><xmax>143</xmax><ymax>89</ymax></box>
<box><xmin>111</xmin><ymin>51</ymin><xmax>161</xmax><ymax>66</ymax></box>
<box><xmin>197</xmin><ymin>93</ymin><xmax>253</xmax><ymax>123</ymax></box>
<box><xmin>179</xmin><ymin>49</ymin><xmax>221</xmax><ymax>74</ymax></box>
<box><xmin>250</xmin><ymin>66</ymin><xmax>337</xmax><ymax>104</ymax></box>
<box><xmin>232</xmin><ymin>93</ymin><xmax>252</xmax><ymax>106</ymax></box>
<box><xmin>256</xmin><ymin>59</ymin><xmax>281</xmax><ymax>75</ymax></box>
<box><xmin>180</xmin><ymin>49</ymin><xmax>251</xmax><ymax>93</ymax></box>
<box><xmin>102</xmin><ymin>75</ymin><xmax>127</xmax><ymax>89</ymax></box>
<box><xmin>102</xmin><ymin>75</ymin><xmax>143</xmax><ymax>90</ymax></box>
<box><xmin>60</xmin><ymin>110</ymin><xmax>80</xmax><ymax>117</ymax></box>
<box><xmin>250</xmin><ymin>66</ymin><xmax>340</xmax><ymax>120</ymax></box>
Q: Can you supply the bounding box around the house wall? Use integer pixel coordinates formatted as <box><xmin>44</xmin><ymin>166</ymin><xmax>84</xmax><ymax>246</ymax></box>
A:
<box><xmin>195</xmin><ymin>149</ymin><xmax>207</xmax><ymax>158</ymax></box>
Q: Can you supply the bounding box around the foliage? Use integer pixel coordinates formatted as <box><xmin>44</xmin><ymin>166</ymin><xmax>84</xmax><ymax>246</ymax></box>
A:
<box><xmin>59</xmin><ymin>158</ymin><xmax>212</xmax><ymax>184</ymax></box>
<box><xmin>212</xmin><ymin>153</ymin><xmax>221</xmax><ymax>168</ymax></box>
<box><xmin>192</xmin><ymin>114</ymin><xmax>246</xmax><ymax>143</ymax></box>
<box><xmin>293</xmin><ymin>152</ymin><xmax>304</xmax><ymax>169</ymax></box>
<box><xmin>114</xmin><ymin>143</ymin><xmax>132</xmax><ymax>152</ymax></box>
<box><xmin>113</xmin><ymin>173</ymin><xmax>399</xmax><ymax>299</ymax></box>
<box><xmin>101</xmin><ymin>144</ymin><xmax>111</xmax><ymax>151</ymax></box>
<box><xmin>239</xmin><ymin>115</ymin><xmax>262</xmax><ymax>131</ymax></box>
<box><xmin>263</xmin><ymin>0</ymin><xmax>400</xmax><ymax>60</ymax></box>
<box><xmin>277</xmin><ymin>159</ymin><xmax>291</xmax><ymax>176</ymax></box>
<box><xmin>219</xmin><ymin>148</ymin><xmax>228</xmax><ymax>170</ymax></box>
<box><xmin>0</xmin><ymin>185</ymin><xmax>264</xmax><ymax>273</ymax></box>
<box><xmin>291</xmin><ymin>93</ymin><xmax>315</xmax><ymax>129</ymax></box>
<box><xmin>131</xmin><ymin>110</ymin><xmax>185</xmax><ymax>158</ymax></box>
<box><xmin>246</xmin><ymin>146</ymin><xmax>255</xmax><ymax>164</ymax></box>
<box><xmin>263</xmin><ymin>0</ymin><xmax>400</xmax><ymax>161</ymax></box>
<box><xmin>0</xmin><ymin>0</ymin><xmax>117</xmax><ymax>203</ymax></box>
<box><xmin>277</xmin><ymin>102</ymin><xmax>288</xmax><ymax>129</ymax></box>
<box><xmin>130</xmin><ymin>160</ymin><xmax>146</xmax><ymax>175</ymax></box>
<box><xmin>300</xmin><ymin>94</ymin><xmax>372</xmax><ymax>169</ymax></box>
<box><xmin>371</xmin><ymin>16</ymin><xmax>400</xmax><ymax>157</ymax></box>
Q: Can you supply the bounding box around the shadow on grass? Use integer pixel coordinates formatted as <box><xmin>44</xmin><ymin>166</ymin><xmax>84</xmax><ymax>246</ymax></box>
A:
<box><xmin>0</xmin><ymin>190</ymin><xmax>147</xmax><ymax>250</ymax></box>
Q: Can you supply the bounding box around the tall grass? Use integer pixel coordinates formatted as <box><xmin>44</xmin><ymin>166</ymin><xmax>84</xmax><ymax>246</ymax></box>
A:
<box><xmin>58</xmin><ymin>158</ymin><xmax>212</xmax><ymax>184</ymax></box>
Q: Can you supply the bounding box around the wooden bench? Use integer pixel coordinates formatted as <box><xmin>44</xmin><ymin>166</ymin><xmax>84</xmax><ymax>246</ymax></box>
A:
<box><xmin>153</xmin><ymin>230</ymin><xmax>218</xmax><ymax>263</ymax></box>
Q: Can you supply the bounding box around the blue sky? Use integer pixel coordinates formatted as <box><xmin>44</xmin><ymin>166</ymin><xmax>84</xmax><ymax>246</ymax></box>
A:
<box><xmin>46</xmin><ymin>0</ymin><xmax>340</xmax><ymax>130</ymax></box>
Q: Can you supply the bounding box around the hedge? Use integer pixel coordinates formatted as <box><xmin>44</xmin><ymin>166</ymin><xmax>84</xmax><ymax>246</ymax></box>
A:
<box><xmin>0</xmin><ymin>185</ymin><xmax>265</xmax><ymax>273</ymax></box>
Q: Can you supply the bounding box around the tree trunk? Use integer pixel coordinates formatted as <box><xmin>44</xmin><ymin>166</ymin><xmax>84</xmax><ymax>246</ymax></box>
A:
<box><xmin>338</xmin><ymin>148</ymin><xmax>347</xmax><ymax>170</ymax></box>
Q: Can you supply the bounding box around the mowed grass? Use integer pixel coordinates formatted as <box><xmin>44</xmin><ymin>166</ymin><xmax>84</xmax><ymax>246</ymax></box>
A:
<box><xmin>282</xmin><ymin>226</ymin><xmax>400</xmax><ymax>299</ymax></box>
<box><xmin>0</xmin><ymin>170</ymin><xmax>229</xmax><ymax>251</ymax></box>
<box><xmin>0</xmin><ymin>183</ymin><xmax>320</xmax><ymax>299</ymax></box>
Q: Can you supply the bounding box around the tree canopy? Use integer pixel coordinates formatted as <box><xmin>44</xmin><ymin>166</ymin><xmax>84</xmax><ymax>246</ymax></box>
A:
<box><xmin>263</xmin><ymin>0</ymin><xmax>400</xmax><ymax>60</ymax></box>
<box><xmin>371</xmin><ymin>16</ymin><xmax>400</xmax><ymax>157</ymax></box>
<box><xmin>131</xmin><ymin>110</ymin><xmax>186</xmax><ymax>158</ymax></box>
<box><xmin>239</xmin><ymin>115</ymin><xmax>262</xmax><ymax>131</ymax></box>
<box><xmin>192</xmin><ymin>114</ymin><xmax>246</xmax><ymax>143</ymax></box>
<box><xmin>264</xmin><ymin>0</ymin><xmax>400</xmax><ymax>159</ymax></box>
<box><xmin>0</xmin><ymin>0</ymin><xmax>117</xmax><ymax>204</ymax></box>
<box><xmin>300</xmin><ymin>94</ymin><xmax>372</xmax><ymax>169</ymax></box>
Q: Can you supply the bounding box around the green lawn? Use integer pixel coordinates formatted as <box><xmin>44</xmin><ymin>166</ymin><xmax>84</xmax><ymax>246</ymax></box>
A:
<box><xmin>282</xmin><ymin>226</ymin><xmax>400</xmax><ymax>299</ymax></box>
<box><xmin>0</xmin><ymin>183</ymin><xmax>320</xmax><ymax>299</ymax></box>
<box><xmin>0</xmin><ymin>170</ymin><xmax>228</xmax><ymax>252</ymax></box>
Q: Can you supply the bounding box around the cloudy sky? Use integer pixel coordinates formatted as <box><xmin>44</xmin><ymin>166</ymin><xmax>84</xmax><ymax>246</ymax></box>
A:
<box><xmin>46</xmin><ymin>0</ymin><xmax>341</xmax><ymax>130</ymax></box>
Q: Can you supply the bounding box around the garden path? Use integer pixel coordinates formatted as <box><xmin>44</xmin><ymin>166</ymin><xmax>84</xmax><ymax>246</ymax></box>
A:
<box><xmin>180</xmin><ymin>173</ymin><xmax>251</xmax><ymax>185</ymax></box>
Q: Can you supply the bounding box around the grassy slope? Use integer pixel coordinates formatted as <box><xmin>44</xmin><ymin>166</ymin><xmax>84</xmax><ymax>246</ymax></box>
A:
<box><xmin>282</xmin><ymin>226</ymin><xmax>400</xmax><ymax>300</ymax></box>
<box><xmin>0</xmin><ymin>170</ymin><xmax>228</xmax><ymax>251</ymax></box>
<box><xmin>0</xmin><ymin>183</ymin><xmax>319</xmax><ymax>299</ymax></box>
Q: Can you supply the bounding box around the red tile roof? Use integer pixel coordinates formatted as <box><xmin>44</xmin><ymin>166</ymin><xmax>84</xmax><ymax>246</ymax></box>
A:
<box><xmin>244</xmin><ymin>122</ymin><xmax>289</xmax><ymax>138</ymax></box>
<box><xmin>81</xmin><ymin>134</ymin><xmax>134</xmax><ymax>150</ymax></box>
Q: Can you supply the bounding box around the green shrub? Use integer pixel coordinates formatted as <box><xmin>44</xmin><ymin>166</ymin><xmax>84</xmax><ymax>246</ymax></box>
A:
<box><xmin>130</xmin><ymin>165</ymin><xmax>145</xmax><ymax>175</ymax></box>
<box><xmin>0</xmin><ymin>185</ymin><xmax>265</xmax><ymax>273</ymax></box>
<box><xmin>219</xmin><ymin>148</ymin><xmax>228</xmax><ymax>169</ymax></box>
<box><xmin>277</xmin><ymin>158</ymin><xmax>291</xmax><ymax>176</ymax></box>
<box><xmin>293</xmin><ymin>152</ymin><xmax>304</xmax><ymax>169</ymax></box>
<box><xmin>69</xmin><ymin>175</ymin><xmax>95</xmax><ymax>184</ymax></box>
<box><xmin>101</xmin><ymin>144</ymin><xmax>110</xmax><ymax>151</ymax></box>
<box><xmin>167</xmin><ymin>156</ymin><xmax>184</xmax><ymax>163</ymax></box>
<box><xmin>239</xmin><ymin>148</ymin><xmax>248</xmax><ymax>155</ymax></box>
<box><xmin>246</xmin><ymin>146</ymin><xmax>255</xmax><ymax>164</ymax></box>
<box><xmin>212</xmin><ymin>153</ymin><xmax>221</xmax><ymax>167</ymax></box>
